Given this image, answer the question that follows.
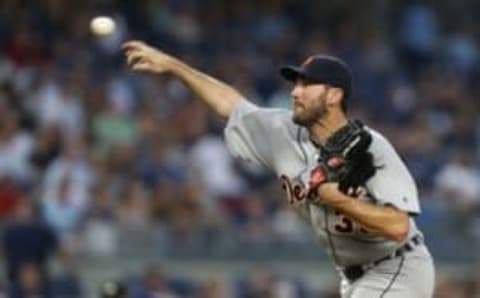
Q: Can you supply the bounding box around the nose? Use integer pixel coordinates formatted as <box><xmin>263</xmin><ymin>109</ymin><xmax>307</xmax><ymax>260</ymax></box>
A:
<box><xmin>291</xmin><ymin>83</ymin><xmax>302</xmax><ymax>99</ymax></box>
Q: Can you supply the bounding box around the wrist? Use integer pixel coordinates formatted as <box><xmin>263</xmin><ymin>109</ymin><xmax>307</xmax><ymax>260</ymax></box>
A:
<box><xmin>169</xmin><ymin>58</ymin><xmax>182</xmax><ymax>71</ymax></box>
<box><xmin>312</xmin><ymin>183</ymin><xmax>352</xmax><ymax>207</ymax></box>
<box><xmin>328</xmin><ymin>192</ymin><xmax>355</xmax><ymax>210</ymax></box>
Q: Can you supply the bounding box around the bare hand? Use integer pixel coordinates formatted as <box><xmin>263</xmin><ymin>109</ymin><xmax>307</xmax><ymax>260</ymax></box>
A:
<box><xmin>122</xmin><ymin>40</ymin><xmax>178</xmax><ymax>73</ymax></box>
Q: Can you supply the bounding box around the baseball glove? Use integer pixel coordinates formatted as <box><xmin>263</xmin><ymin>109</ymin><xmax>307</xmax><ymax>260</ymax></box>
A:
<box><xmin>307</xmin><ymin>119</ymin><xmax>377</xmax><ymax>198</ymax></box>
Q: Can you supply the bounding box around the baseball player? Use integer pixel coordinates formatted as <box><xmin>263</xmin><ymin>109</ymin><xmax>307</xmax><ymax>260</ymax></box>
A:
<box><xmin>123</xmin><ymin>40</ymin><xmax>435</xmax><ymax>298</ymax></box>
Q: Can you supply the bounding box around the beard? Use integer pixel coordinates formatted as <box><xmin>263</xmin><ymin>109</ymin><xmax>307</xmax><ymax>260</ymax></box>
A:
<box><xmin>292</xmin><ymin>95</ymin><xmax>327</xmax><ymax>127</ymax></box>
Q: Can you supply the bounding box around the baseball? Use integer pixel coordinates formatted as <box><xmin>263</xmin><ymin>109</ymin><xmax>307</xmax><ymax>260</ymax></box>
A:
<box><xmin>90</xmin><ymin>16</ymin><xmax>116</xmax><ymax>36</ymax></box>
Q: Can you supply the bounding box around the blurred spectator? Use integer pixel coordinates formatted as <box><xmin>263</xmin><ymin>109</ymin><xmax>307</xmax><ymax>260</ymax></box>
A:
<box><xmin>271</xmin><ymin>277</ymin><xmax>303</xmax><ymax>298</ymax></box>
<box><xmin>27</xmin><ymin>75</ymin><xmax>85</xmax><ymax>138</ymax></box>
<box><xmin>42</xmin><ymin>136</ymin><xmax>94</xmax><ymax>212</ymax></box>
<box><xmin>194</xmin><ymin>277</ymin><xmax>227</xmax><ymax>298</ymax></box>
<box><xmin>434</xmin><ymin>274</ymin><xmax>467</xmax><ymax>298</ymax></box>
<box><xmin>30</xmin><ymin>126</ymin><xmax>62</xmax><ymax>173</ymax></box>
<box><xmin>82</xmin><ymin>183</ymin><xmax>119</xmax><ymax>253</ymax></box>
<box><xmin>87</xmin><ymin>184</ymin><xmax>115</xmax><ymax>221</ymax></box>
<box><xmin>82</xmin><ymin>216</ymin><xmax>118</xmax><ymax>257</ymax></box>
<box><xmin>49</xmin><ymin>256</ymin><xmax>83</xmax><ymax>298</ymax></box>
<box><xmin>2</xmin><ymin>199</ymin><xmax>57</xmax><ymax>294</ymax></box>
<box><xmin>444</xmin><ymin>29</ymin><xmax>479</xmax><ymax>77</ymax></box>
<box><xmin>238</xmin><ymin>267</ymin><xmax>307</xmax><ymax>298</ymax></box>
<box><xmin>92</xmin><ymin>81</ymin><xmax>137</xmax><ymax>159</ymax></box>
<box><xmin>130</xmin><ymin>265</ymin><xmax>177</xmax><ymax>298</ymax></box>
<box><xmin>239</xmin><ymin>193</ymin><xmax>273</xmax><ymax>246</ymax></box>
<box><xmin>100</xmin><ymin>280</ymin><xmax>128</xmax><ymax>298</ymax></box>
<box><xmin>169</xmin><ymin>183</ymin><xmax>205</xmax><ymax>247</ymax></box>
<box><xmin>434</xmin><ymin>151</ymin><xmax>480</xmax><ymax>211</ymax></box>
<box><xmin>0</xmin><ymin>177</ymin><xmax>22</xmax><ymax>219</ymax></box>
<box><xmin>42</xmin><ymin>175</ymin><xmax>83</xmax><ymax>238</ymax></box>
<box><xmin>4</xmin><ymin>18</ymin><xmax>49</xmax><ymax>67</ymax></box>
<box><xmin>150</xmin><ymin>178</ymin><xmax>178</xmax><ymax>223</ymax></box>
<box><xmin>271</xmin><ymin>206</ymin><xmax>310</xmax><ymax>244</ymax></box>
<box><xmin>8</xmin><ymin>262</ymin><xmax>48</xmax><ymax>298</ymax></box>
<box><xmin>0</xmin><ymin>103</ymin><xmax>34</xmax><ymax>183</ymax></box>
<box><xmin>238</xmin><ymin>267</ymin><xmax>274</xmax><ymax>298</ymax></box>
<box><xmin>138</xmin><ymin>137</ymin><xmax>187</xmax><ymax>190</ymax></box>
<box><xmin>189</xmin><ymin>134</ymin><xmax>246</xmax><ymax>200</ymax></box>
<box><xmin>116</xmin><ymin>179</ymin><xmax>150</xmax><ymax>227</ymax></box>
<box><xmin>398</xmin><ymin>3</ymin><xmax>438</xmax><ymax>76</ymax></box>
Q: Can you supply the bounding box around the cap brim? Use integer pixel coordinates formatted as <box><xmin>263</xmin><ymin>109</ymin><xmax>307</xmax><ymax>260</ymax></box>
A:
<box><xmin>280</xmin><ymin>66</ymin><xmax>307</xmax><ymax>82</ymax></box>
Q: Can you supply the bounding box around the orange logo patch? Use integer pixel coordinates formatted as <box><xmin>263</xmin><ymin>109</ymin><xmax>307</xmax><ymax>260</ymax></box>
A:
<box><xmin>302</xmin><ymin>55</ymin><xmax>315</xmax><ymax>66</ymax></box>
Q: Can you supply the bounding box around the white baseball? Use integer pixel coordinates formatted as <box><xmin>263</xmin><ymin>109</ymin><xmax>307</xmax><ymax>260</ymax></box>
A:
<box><xmin>90</xmin><ymin>16</ymin><xmax>116</xmax><ymax>36</ymax></box>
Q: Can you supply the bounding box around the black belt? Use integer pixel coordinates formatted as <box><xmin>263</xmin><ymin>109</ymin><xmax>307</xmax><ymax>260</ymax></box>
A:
<box><xmin>342</xmin><ymin>234</ymin><xmax>423</xmax><ymax>282</ymax></box>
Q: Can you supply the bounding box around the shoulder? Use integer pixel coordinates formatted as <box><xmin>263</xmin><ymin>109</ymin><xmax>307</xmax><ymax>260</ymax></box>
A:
<box><xmin>229</xmin><ymin>99</ymin><xmax>296</xmax><ymax>131</ymax></box>
<box><xmin>232</xmin><ymin>99</ymin><xmax>291</xmax><ymax>118</ymax></box>
<box><xmin>365</xmin><ymin>127</ymin><xmax>397</xmax><ymax>157</ymax></box>
<box><xmin>366</xmin><ymin>126</ymin><xmax>412</xmax><ymax>177</ymax></box>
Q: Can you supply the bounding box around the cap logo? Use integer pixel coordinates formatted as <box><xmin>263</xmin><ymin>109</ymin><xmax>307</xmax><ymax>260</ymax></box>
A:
<box><xmin>302</xmin><ymin>55</ymin><xmax>315</xmax><ymax>67</ymax></box>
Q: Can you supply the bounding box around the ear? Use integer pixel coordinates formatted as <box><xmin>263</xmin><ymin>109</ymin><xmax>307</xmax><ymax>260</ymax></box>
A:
<box><xmin>326</xmin><ymin>87</ymin><xmax>344</xmax><ymax>107</ymax></box>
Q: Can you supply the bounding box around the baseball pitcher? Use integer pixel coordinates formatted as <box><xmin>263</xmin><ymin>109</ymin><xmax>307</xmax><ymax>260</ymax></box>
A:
<box><xmin>123</xmin><ymin>41</ymin><xmax>435</xmax><ymax>298</ymax></box>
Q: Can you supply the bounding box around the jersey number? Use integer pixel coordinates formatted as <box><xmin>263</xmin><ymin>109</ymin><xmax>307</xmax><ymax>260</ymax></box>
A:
<box><xmin>281</xmin><ymin>175</ymin><xmax>370</xmax><ymax>235</ymax></box>
<box><xmin>333</xmin><ymin>211</ymin><xmax>370</xmax><ymax>235</ymax></box>
<box><xmin>334</xmin><ymin>211</ymin><xmax>354</xmax><ymax>233</ymax></box>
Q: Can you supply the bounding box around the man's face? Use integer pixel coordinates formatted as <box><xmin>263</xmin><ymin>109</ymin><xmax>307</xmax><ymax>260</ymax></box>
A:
<box><xmin>290</xmin><ymin>78</ymin><xmax>329</xmax><ymax>126</ymax></box>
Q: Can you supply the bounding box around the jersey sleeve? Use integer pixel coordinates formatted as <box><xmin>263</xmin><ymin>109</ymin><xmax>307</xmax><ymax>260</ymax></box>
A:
<box><xmin>224</xmin><ymin>99</ymin><xmax>288</xmax><ymax>171</ymax></box>
<box><xmin>365</xmin><ymin>130</ymin><xmax>421</xmax><ymax>214</ymax></box>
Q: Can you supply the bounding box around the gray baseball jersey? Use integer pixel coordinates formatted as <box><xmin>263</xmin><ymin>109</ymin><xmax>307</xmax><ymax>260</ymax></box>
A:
<box><xmin>224</xmin><ymin>99</ymin><xmax>423</xmax><ymax>267</ymax></box>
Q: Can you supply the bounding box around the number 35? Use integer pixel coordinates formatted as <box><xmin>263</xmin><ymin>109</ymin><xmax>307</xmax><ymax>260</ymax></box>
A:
<box><xmin>333</xmin><ymin>211</ymin><xmax>369</xmax><ymax>235</ymax></box>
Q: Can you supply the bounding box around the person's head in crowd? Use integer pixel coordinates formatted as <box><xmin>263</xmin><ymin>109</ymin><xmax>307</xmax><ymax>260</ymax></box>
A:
<box><xmin>99</xmin><ymin>280</ymin><xmax>128</xmax><ymax>298</ymax></box>
<box><xmin>143</xmin><ymin>265</ymin><xmax>169</xmax><ymax>293</ymax></box>
<box><xmin>0</xmin><ymin>105</ymin><xmax>19</xmax><ymax>140</ymax></box>
<box><xmin>14</xmin><ymin>198</ymin><xmax>37</xmax><ymax>221</ymax></box>
<box><xmin>17</xmin><ymin>262</ymin><xmax>44</xmax><ymax>296</ymax></box>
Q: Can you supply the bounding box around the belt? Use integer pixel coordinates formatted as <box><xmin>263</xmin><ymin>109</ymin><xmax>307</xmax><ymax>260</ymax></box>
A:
<box><xmin>342</xmin><ymin>234</ymin><xmax>423</xmax><ymax>282</ymax></box>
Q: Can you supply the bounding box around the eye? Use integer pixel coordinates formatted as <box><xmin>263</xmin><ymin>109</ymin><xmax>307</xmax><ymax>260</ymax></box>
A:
<box><xmin>303</xmin><ymin>79</ymin><xmax>316</xmax><ymax>85</ymax></box>
<box><xmin>295</xmin><ymin>78</ymin><xmax>311</xmax><ymax>87</ymax></box>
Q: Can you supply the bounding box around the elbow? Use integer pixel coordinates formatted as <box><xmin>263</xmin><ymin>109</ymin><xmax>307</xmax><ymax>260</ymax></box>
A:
<box><xmin>216</xmin><ymin>96</ymin><xmax>240</xmax><ymax>119</ymax></box>
<box><xmin>386</xmin><ymin>213</ymin><xmax>410</xmax><ymax>243</ymax></box>
<box><xmin>218</xmin><ymin>89</ymin><xmax>242</xmax><ymax>118</ymax></box>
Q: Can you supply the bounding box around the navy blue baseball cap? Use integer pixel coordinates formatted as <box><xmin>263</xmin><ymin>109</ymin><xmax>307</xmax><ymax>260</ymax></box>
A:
<box><xmin>280</xmin><ymin>55</ymin><xmax>353</xmax><ymax>100</ymax></box>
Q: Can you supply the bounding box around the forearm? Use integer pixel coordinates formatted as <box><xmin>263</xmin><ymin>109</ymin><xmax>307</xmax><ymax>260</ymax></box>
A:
<box><xmin>171</xmin><ymin>60</ymin><xmax>242</xmax><ymax>119</ymax></box>
<box><xmin>123</xmin><ymin>40</ymin><xmax>243</xmax><ymax>119</ymax></box>
<box><xmin>318</xmin><ymin>187</ymin><xmax>410</xmax><ymax>242</ymax></box>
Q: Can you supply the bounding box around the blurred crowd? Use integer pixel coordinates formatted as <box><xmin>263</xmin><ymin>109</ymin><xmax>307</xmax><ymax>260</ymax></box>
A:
<box><xmin>0</xmin><ymin>0</ymin><xmax>479</xmax><ymax>297</ymax></box>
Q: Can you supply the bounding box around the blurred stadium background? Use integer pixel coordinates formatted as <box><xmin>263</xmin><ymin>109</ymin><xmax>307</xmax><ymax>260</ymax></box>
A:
<box><xmin>0</xmin><ymin>0</ymin><xmax>479</xmax><ymax>297</ymax></box>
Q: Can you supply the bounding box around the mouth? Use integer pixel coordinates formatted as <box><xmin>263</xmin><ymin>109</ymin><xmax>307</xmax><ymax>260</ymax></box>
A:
<box><xmin>293</xmin><ymin>102</ymin><xmax>304</xmax><ymax>110</ymax></box>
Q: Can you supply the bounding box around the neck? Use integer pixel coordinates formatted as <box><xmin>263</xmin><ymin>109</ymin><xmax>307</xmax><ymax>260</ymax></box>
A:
<box><xmin>307</xmin><ymin>110</ymin><xmax>348</xmax><ymax>146</ymax></box>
